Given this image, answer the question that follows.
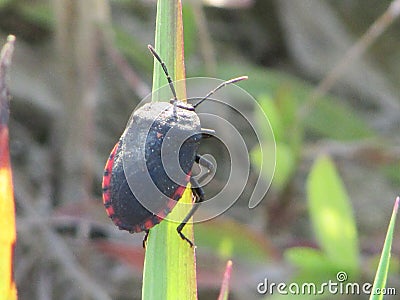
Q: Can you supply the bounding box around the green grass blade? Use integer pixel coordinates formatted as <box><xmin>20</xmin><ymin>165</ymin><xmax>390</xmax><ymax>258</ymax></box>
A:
<box><xmin>306</xmin><ymin>155</ymin><xmax>359</xmax><ymax>274</ymax></box>
<box><xmin>369</xmin><ymin>197</ymin><xmax>399</xmax><ymax>300</ymax></box>
<box><xmin>143</xmin><ymin>189</ymin><xmax>197</xmax><ymax>300</ymax></box>
<box><xmin>150</xmin><ymin>0</ymin><xmax>175</xmax><ymax>103</ymax></box>
<box><xmin>142</xmin><ymin>1</ymin><xmax>197</xmax><ymax>299</ymax></box>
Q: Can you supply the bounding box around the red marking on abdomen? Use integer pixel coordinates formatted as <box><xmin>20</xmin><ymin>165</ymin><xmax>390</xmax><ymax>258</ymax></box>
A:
<box><xmin>102</xmin><ymin>142</ymin><xmax>118</xmax><ymax>219</ymax></box>
<box><xmin>154</xmin><ymin>171</ymin><xmax>192</xmax><ymax>222</ymax></box>
<box><xmin>102</xmin><ymin>149</ymin><xmax>194</xmax><ymax>233</ymax></box>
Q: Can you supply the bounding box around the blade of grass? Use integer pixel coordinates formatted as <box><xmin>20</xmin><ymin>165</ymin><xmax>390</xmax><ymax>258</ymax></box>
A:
<box><xmin>0</xmin><ymin>35</ymin><xmax>17</xmax><ymax>300</ymax></box>
<box><xmin>369</xmin><ymin>197</ymin><xmax>399</xmax><ymax>300</ymax></box>
<box><xmin>217</xmin><ymin>260</ymin><xmax>233</xmax><ymax>300</ymax></box>
<box><xmin>307</xmin><ymin>155</ymin><xmax>359</xmax><ymax>275</ymax></box>
<box><xmin>142</xmin><ymin>1</ymin><xmax>197</xmax><ymax>300</ymax></box>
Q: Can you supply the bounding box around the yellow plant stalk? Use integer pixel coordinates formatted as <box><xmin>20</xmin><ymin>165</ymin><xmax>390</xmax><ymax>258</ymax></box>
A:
<box><xmin>0</xmin><ymin>35</ymin><xmax>17</xmax><ymax>300</ymax></box>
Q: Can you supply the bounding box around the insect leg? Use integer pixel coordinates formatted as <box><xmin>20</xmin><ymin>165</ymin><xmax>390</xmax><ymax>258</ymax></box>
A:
<box><xmin>176</xmin><ymin>177</ymin><xmax>205</xmax><ymax>247</ymax></box>
<box><xmin>195</xmin><ymin>154</ymin><xmax>215</xmax><ymax>183</ymax></box>
<box><xmin>142</xmin><ymin>230</ymin><xmax>150</xmax><ymax>248</ymax></box>
<box><xmin>200</xmin><ymin>128</ymin><xmax>215</xmax><ymax>138</ymax></box>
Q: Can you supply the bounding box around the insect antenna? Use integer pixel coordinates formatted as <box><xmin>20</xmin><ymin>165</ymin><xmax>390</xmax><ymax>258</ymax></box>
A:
<box><xmin>148</xmin><ymin>45</ymin><xmax>178</xmax><ymax>102</ymax></box>
<box><xmin>193</xmin><ymin>76</ymin><xmax>248</xmax><ymax>108</ymax></box>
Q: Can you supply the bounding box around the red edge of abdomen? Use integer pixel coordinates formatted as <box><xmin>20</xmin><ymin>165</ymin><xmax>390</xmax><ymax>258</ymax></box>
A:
<box><xmin>102</xmin><ymin>143</ymin><xmax>192</xmax><ymax>232</ymax></box>
<box><xmin>102</xmin><ymin>142</ymin><xmax>118</xmax><ymax>219</ymax></box>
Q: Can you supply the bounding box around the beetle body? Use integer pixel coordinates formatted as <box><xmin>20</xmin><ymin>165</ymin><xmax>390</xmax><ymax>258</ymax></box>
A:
<box><xmin>102</xmin><ymin>101</ymin><xmax>201</xmax><ymax>233</ymax></box>
<box><xmin>102</xmin><ymin>44</ymin><xmax>246</xmax><ymax>246</ymax></box>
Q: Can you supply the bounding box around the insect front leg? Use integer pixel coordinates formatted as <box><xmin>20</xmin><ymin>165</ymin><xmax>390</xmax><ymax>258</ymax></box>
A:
<box><xmin>195</xmin><ymin>154</ymin><xmax>215</xmax><ymax>184</ymax></box>
<box><xmin>176</xmin><ymin>177</ymin><xmax>205</xmax><ymax>247</ymax></box>
<box><xmin>142</xmin><ymin>230</ymin><xmax>150</xmax><ymax>248</ymax></box>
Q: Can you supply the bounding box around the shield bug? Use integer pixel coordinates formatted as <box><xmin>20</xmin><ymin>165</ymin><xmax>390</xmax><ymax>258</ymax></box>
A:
<box><xmin>102</xmin><ymin>45</ymin><xmax>247</xmax><ymax>247</ymax></box>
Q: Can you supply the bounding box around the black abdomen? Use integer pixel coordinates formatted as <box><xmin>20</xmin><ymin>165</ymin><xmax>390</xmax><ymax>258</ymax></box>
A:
<box><xmin>106</xmin><ymin>102</ymin><xmax>201</xmax><ymax>232</ymax></box>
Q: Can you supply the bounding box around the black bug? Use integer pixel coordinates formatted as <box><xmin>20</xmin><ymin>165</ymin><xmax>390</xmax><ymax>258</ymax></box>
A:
<box><xmin>102</xmin><ymin>45</ymin><xmax>247</xmax><ymax>247</ymax></box>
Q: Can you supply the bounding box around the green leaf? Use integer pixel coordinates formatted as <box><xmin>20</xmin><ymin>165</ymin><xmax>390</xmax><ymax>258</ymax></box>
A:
<box><xmin>256</xmin><ymin>95</ymin><xmax>283</xmax><ymax>141</ymax></box>
<box><xmin>195</xmin><ymin>219</ymin><xmax>273</xmax><ymax>263</ymax></box>
<box><xmin>142</xmin><ymin>1</ymin><xmax>197</xmax><ymax>300</ymax></box>
<box><xmin>383</xmin><ymin>162</ymin><xmax>400</xmax><ymax>186</ymax></box>
<box><xmin>112</xmin><ymin>26</ymin><xmax>153</xmax><ymax>73</ymax></box>
<box><xmin>306</xmin><ymin>155</ymin><xmax>359</xmax><ymax>274</ymax></box>
<box><xmin>151</xmin><ymin>1</ymin><xmax>176</xmax><ymax>102</ymax></box>
<box><xmin>285</xmin><ymin>247</ymin><xmax>338</xmax><ymax>274</ymax></box>
<box><xmin>143</xmin><ymin>188</ymin><xmax>197</xmax><ymax>300</ymax></box>
<box><xmin>182</xmin><ymin>4</ymin><xmax>197</xmax><ymax>57</ymax></box>
<box><xmin>216</xmin><ymin>64</ymin><xmax>374</xmax><ymax>141</ymax></box>
<box><xmin>268</xmin><ymin>248</ymin><xmax>338</xmax><ymax>300</ymax></box>
<box><xmin>18</xmin><ymin>2</ymin><xmax>53</xmax><ymax>28</ymax></box>
<box><xmin>251</xmin><ymin>142</ymin><xmax>295</xmax><ymax>191</ymax></box>
<box><xmin>0</xmin><ymin>0</ymin><xmax>12</xmax><ymax>9</ymax></box>
<box><xmin>271</xmin><ymin>248</ymin><xmax>351</xmax><ymax>300</ymax></box>
<box><xmin>369</xmin><ymin>197</ymin><xmax>399</xmax><ymax>300</ymax></box>
<box><xmin>254</xmin><ymin>94</ymin><xmax>302</xmax><ymax>192</ymax></box>
<box><xmin>304</xmin><ymin>99</ymin><xmax>373</xmax><ymax>140</ymax></box>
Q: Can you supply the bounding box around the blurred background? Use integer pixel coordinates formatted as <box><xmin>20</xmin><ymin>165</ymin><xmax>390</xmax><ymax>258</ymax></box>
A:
<box><xmin>4</xmin><ymin>0</ymin><xmax>400</xmax><ymax>299</ymax></box>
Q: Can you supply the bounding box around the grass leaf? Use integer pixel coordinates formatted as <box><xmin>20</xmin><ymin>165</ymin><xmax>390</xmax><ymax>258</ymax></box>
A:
<box><xmin>142</xmin><ymin>1</ymin><xmax>197</xmax><ymax>299</ymax></box>
<box><xmin>217</xmin><ymin>260</ymin><xmax>233</xmax><ymax>300</ymax></box>
<box><xmin>369</xmin><ymin>197</ymin><xmax>399</xmax><ymax>300</ymax></box>
<box><xmin>216</xmin><ymin>64</ymin><xmax>374</xmax><ymax>141</ymax></box>
<box><xmin>306</xmin><ymin>155</ymin><xmax>359</xmax><ymax>275</ymax></box>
